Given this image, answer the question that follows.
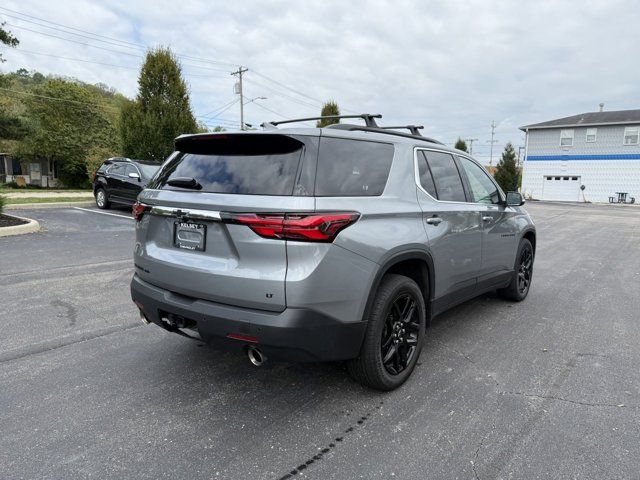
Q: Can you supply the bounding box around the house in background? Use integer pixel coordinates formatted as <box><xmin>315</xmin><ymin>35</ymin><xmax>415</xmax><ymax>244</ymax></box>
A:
<box><xmin>520</xmin><ymin>107</ymin><xmax>640</xmax><ymax>202</ymax></box>
<box><xmin>0</xmin><ymin>155</ymin><xmax>59</xmax><ymax>187</ymax></box>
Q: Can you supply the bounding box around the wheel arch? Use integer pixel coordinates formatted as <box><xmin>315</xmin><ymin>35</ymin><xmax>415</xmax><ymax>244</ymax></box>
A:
<box><xmin>93</xmin><ymin>179</ymin><xmax>108</xmax><ymax>195</ymax></box>
<box><xmin>362</xmin><ymin>250</ymin><xmax>434</xmax><ymax>328</ymax></box>
<box><xmin>522</xmin><ymin>228</ymin><xmax>536</xmax><ymax>254</ymax></box>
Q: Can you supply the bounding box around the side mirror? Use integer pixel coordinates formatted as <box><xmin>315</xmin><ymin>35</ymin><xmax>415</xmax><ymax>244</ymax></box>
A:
<box><xmin>128</xmin><ymin>172</ymin><xmax>141</xmax><ymax>181</ymax></box>
<box><xmin>505</xmin><ymin>191</ymin><xmax>525</xmax><ymax>206</ymax></box>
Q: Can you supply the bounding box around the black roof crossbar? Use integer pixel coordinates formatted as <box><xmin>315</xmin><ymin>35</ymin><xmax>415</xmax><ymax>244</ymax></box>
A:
<box><xmin>380</xmin><ymin>125</ymin><xmax>424</xmax><ymax>136</ymax></box>
<box><xmin>261</xmin><ymin>114</ymin><xmax>382</xmax><ymax>129</ymax></box>
<box><xmin>325</xmin><ymin>124</ymin><xmax>444</xmax><ymax>145</ymax></box>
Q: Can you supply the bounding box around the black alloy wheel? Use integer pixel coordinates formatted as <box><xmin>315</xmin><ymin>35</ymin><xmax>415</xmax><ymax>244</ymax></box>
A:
<box><xmin>381</xmin><ymin>293</ymin><xmax>420</xmax><ymax>375</ymax></box>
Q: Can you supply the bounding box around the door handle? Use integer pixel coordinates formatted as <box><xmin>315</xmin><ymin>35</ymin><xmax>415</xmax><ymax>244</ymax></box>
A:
<box><xmin>426</xmin><ymin>217</ymin><xmax>442</xmax><ymax>226</ymax></box>
<box><xmin>482</xmin><ymin>216</ymin><xmax>493</xmax><ymax>222</ymax></box>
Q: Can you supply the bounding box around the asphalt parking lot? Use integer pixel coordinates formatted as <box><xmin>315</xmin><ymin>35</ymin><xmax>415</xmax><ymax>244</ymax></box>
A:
<box><xmin>1</xmin><ymin>202</ymin><xmax>639</xmax><ymax>479</ymax></box>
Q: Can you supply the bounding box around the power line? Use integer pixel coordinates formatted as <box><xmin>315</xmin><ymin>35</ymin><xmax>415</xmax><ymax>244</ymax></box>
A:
<box><xmin>2</xmin><ymin>46</ymin><xmax>140</xmax><ymax>70</ymax></box>
<box><xmin>251</xmin><ymin>102</ymin><xmax>315</xmax><ymax>127</ymax></box>
<box><xmin>2</xmin><ymin>24</ymin><xmax>233</xmax><ymax>73</ymax></box>
<box><xmin>199</xmin><ymin>98</ymin><xmax>240</xmax><ymax>118</ymax></box>
<box><xmin>243</xmin><ymin>78</ymin><xmax>321</xmax><ymax>110</ymax></box>
<box><xmin>0</xmin><ymin>87</ymin><xmax>119</xmax><ymax>111</ymax></box>
<box><xmin>2</xmin><ymin>7</ymin><xmax>355</xmax><ymax>117</ymax></box>
<box><xmin>251</xmin><ymin>70</ymin><xmax>358</xmax><ymax>114</ymax></box>
<box><xmin>203</xmin><ymin>99</ymin><xmax>240</xmax><ymax>121</ymax></box>
<box><xmin>0</xmin><ymin>6</ymin><xmax>238</xmax><ymax>68</ymax></box>
<box><xmin>0</xmin><ymin>6</ymin><xmax>145</xmax><ymax>49</ymax></box>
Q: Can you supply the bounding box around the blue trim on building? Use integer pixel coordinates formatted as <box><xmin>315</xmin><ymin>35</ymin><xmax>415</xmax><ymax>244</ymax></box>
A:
<box><xmin>527</xmin><ymin>154</ymin><xmax>640</xmax><ymax>161</ymax></box>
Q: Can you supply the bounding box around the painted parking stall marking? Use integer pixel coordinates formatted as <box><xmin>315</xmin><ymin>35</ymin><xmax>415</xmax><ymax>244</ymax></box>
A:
<box><xmin>73</xmin><ymin>207</ymin><xmax>134</xmax><ymax>220</ymax></box>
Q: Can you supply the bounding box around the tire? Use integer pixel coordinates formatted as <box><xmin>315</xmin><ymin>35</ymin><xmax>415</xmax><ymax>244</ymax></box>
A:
<box><xmin>348</xmin><ymin>274</ymin><xmax>426</xmax><ymax>391</ymax></box>
<box><xmin>95</xmin><ymin>188</ymin><xmax>110</xmax><ymax>209</ymax></box>
<box><xmin>499</xmin><ymin>238</ymin><xmax>534</xmax><ymax>301</ymax></box>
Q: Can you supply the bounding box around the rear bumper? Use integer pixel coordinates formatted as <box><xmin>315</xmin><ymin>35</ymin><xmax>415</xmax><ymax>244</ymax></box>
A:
<box><xmin>131</xmin><ymin>274</ymin><xmax>367</xmax><ymax>362</ymax></box>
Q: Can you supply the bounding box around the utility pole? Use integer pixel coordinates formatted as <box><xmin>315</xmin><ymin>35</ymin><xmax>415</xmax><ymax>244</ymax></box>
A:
<box><xmin>231</xmin><ymin>67</ymin><xmax>248</xmax><ymax>130</ymax></box>
<box><xmin>465</xmin><ymin>138</ymin><xmax>478</xmax><ymax>155</ymax></box>
<box><xmin>517</xmin><ymin>146</ymin><xmax>525</xmax><ymax>167</ymax></box>
<box><xmin>487</xmin><ymin>120</ymin><xmax>498</xmax><ymax>166</ymax></box>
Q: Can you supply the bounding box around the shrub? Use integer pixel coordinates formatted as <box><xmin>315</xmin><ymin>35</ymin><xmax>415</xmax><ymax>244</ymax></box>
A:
<box><xmin>0</xmin><ymin>194</ymin><xmax>5</xmax><ymax>214</ymax></box>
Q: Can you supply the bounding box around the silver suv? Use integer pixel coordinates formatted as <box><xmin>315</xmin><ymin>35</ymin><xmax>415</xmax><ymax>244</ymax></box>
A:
<box><xmin>130</xmin><ymin>114</ymin><xmax>536</xmax><ymax>390</ymax></box>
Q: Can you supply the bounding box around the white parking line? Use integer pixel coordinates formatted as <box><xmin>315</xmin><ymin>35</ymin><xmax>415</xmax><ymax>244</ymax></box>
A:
<box><xmin>73</xmin><ymin>207</ymin><xmax>134</xmax><ymax>220</ymax></box>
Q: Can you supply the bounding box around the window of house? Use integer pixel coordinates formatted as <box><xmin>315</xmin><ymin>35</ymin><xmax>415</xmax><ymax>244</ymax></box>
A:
<box><xmin>586</xmin><ymin>128</ymin><xmax>597</xmax><ymax>143</ymax></box>
<box><xmin>560</xmin><ymin>129</ymin><xmax>574</xmax><ymax>147</ymax></box>
<box><xmin>623</xmin><ymin>127</ymin><xmax>639</xmax><ymax>145</ymax></box>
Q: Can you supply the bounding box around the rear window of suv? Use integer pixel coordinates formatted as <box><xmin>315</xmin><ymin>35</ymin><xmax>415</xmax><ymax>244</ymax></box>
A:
<box><xmin>315</xmin><ymin>138</ymin><xmax>393</xmax><ymax>196</ymax></box>
<box><xmin>153</xmin><ymin>135</ymin><xmax>306</xmax><ymax>196</ymax></box>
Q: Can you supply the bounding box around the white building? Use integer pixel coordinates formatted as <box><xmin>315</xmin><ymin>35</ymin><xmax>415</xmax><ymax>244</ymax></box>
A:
<box><xmin>521</xmin><ymin>109</ymin><xmax>640</xmax><ymax>203</ymax></box>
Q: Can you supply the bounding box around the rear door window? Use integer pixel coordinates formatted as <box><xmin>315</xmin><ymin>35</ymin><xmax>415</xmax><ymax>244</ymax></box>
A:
<box><xmin>108</xmin><ymin>163</ymin><xmax>125</xmax><ymax>175</ymax></box>
<box><xmin>315</xmin><ymin>138</ymin><xmax>393</xmax><ymax>196</ymax></box>
<box><xmin>422</xmin><ymin>151</ymin><xmax>467</xmax><ymax>202</ymax></box>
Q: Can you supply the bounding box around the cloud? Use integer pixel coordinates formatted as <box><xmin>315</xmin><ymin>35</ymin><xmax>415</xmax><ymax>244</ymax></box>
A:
<box><xmin>2</xmin><ymin>0</ymin><xmax>639</xmax><ymax>162</ymax></box>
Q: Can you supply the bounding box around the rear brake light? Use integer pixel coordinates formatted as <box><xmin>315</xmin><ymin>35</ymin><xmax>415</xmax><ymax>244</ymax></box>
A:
<box><xmin>223</xmin><ymin>212</ymin><xmax>359</xmax><ymax>242</ymax></box>
<box><xmin>132</xmin><ymin>202</ymin><xmax>149</xmax><ymax>221</ymax></box>
<box><xmin>92</xmin><ymin>170</ymin><xmax>98</xmax><ymax>181</ymax></box>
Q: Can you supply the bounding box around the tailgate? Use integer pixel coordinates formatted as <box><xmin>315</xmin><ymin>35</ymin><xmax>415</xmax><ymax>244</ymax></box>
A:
<box><xmin>132</xmin><ymin>133</ymin><xmax>317</xmax><ymax>312</ymax></box>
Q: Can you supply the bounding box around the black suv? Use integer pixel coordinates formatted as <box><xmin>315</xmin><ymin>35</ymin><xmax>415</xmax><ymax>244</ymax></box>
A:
<box><xmin>93</xmin><ymin>158</ymin><xmax>161</xmax><ymax>209</ymax></box>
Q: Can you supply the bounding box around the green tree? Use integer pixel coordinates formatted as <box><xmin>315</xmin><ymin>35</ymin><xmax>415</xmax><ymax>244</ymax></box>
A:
<box><xmin>18</xmin><ymin>78</ymin><xmax>119</xmax><ymax>187</ymax></box>
<box><xmin>494</xmin><ymin>142</ymin><xmax>520</xmax><ymax>192</ymax></box>
<box><xmin>121</xmin><ymin>47</ymin><xmax>197</xmax><ymax>161</ymax></box>
<box><xmin>454</xmin><ymin>138</ymin><xmax>468</xmax><ymax>152</ymax></box>
<box><xmin>316</xmin><ymin>101</ymin><xmax>340</xmax><ymax>127</ymax></box>
<box><xmin>0</xmin><ymin>22</ymin><xmax>19</xmax><ymax>63</ymax></box>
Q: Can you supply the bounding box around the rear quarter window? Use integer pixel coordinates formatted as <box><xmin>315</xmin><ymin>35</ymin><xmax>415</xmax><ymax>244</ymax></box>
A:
<box><xmin>315</xmin><ymin>138</ymin><xmax>394</xmax><ymax>196</ymax></box>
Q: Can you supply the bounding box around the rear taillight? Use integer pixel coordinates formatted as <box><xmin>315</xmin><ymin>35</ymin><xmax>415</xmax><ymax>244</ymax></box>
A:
<box><xmin>224</xmin><ymin>212</ymin><xmax>359</xmax><ymax>242</ymax></box>
<box><xmin>92</xmin><ymin>170</ymin><xmax>98</xmax><ymax>181</ymax></box>
<box><xmin>132</xmin><ymin>202</ymin><xmax>149</xmax><ymax>221</ymax></box>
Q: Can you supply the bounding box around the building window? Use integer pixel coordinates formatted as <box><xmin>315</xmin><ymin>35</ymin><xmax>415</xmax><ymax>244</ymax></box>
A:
<box><xmin>623</xmin><ymin>127</ymin><xmax>639</xmax><ymax>145</ymax></box>
<box><xmin>560</xmin><ymin>129</ymin><xmax>574</xmax><ymax>146</ymax></box>
<box><xmin>586</xmin><ymin>128</ymin><xmax>597</xmax><ymax>143</ymax></box>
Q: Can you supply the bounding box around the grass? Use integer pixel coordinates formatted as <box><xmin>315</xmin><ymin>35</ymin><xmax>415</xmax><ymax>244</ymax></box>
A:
<box><xmin>6</xmin><ymin>197</ymin><xmax>94</xmax><ymax>205</ymax></box>
<box><xmin>0</xmin><ymin>188</ymin><xmax>92</xmax><ymax>193</ymax></box>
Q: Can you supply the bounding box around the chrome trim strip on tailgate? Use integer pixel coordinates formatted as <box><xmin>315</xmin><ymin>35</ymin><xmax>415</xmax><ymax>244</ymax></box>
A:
<box><xmin>150</xmin><ymin>206</ymin><xmax>222</xmax><ymax>221</ymax></box>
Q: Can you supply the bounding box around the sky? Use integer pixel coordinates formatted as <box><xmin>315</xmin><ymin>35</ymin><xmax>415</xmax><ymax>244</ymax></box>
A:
<box><xmin>1</xmin><ymin>0</ymin><xmax>639</xmax><ymax>164</ymax></box>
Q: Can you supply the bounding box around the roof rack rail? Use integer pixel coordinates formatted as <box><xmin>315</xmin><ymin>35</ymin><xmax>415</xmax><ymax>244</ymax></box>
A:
<box><xmin>380</xmin><ymin>125</ymin><xmax>424</xmax><ymax>136</ymax></box>
<box><xmin>261</xmin><ymin>114</ymin><xmax>382</xmax><ymax>129</ymax></box>
<box><xmin>325</xmin><ymin>124</ymin><xmax>444</xmax><ymax>145</ymax></box>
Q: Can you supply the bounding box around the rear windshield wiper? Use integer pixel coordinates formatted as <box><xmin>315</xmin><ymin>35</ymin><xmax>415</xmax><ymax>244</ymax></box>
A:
<box><xmin>166</xmin><ymin>177</ymin><xmax>203</xmax><ymax>190</ymax></box>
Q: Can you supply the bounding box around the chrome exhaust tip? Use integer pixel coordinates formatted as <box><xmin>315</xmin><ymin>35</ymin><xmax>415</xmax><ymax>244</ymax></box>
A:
<box><xmin>139</xmin><ymin>311</ymin><xmax>151</xmax><ymax>325</ymax></box>
<box><xmin>247</xmin><ymin>346</ymin><xmax>266</xmax><ymax>367</ymax></box>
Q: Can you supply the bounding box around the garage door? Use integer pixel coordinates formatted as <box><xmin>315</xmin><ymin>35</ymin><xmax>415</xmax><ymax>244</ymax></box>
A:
<box><xmin>542</xmin><ymin>175</ymin><xmax>581</xmax><ymax>201</ymax></box>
